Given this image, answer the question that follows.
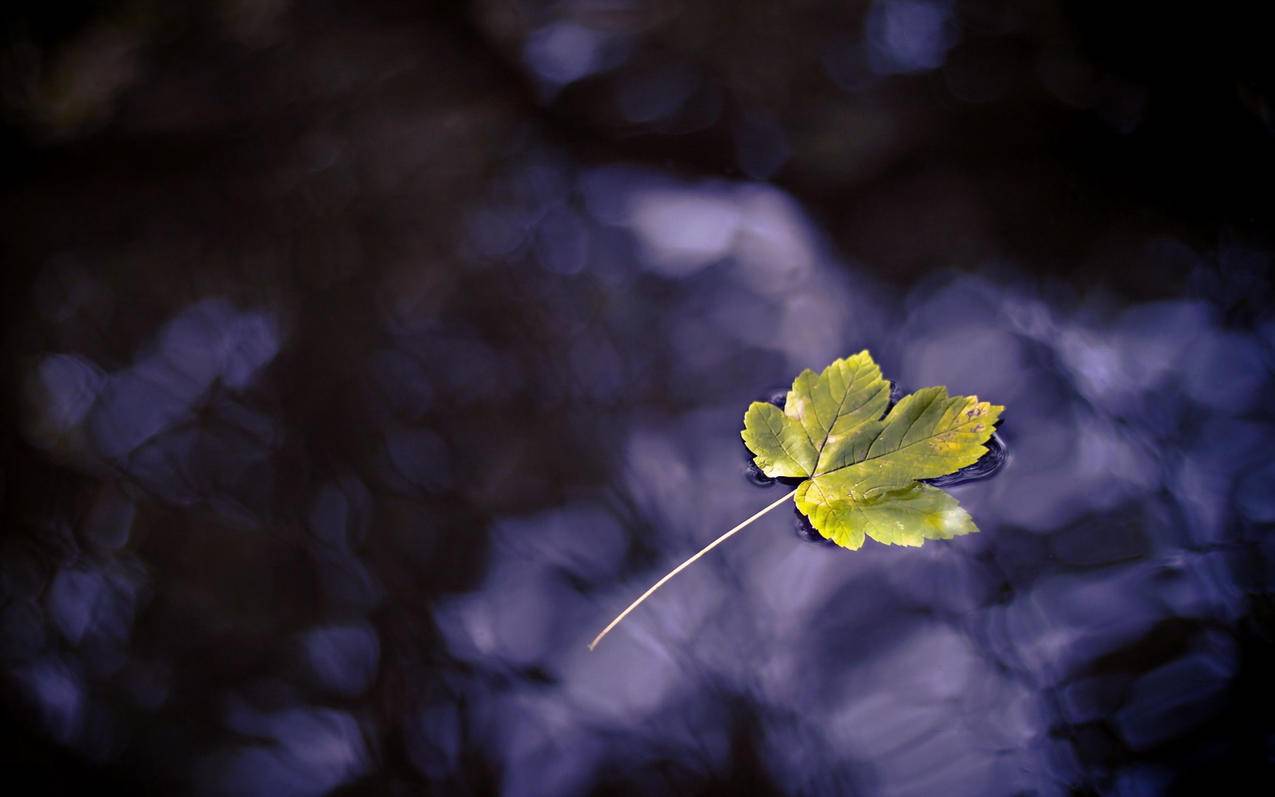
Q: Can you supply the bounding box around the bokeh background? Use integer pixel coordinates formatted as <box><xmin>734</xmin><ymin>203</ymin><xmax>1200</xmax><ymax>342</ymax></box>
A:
<box><xmin>3</xmin><ymin>1</ymin><xmax>1275</xmax><ymax>794</ymax></box>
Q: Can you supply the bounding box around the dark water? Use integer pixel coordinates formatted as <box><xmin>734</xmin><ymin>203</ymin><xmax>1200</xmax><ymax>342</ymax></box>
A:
<box><xmin>3</xmin><ymin>1</ymin><xmax>1275</xmax><ymax>795</ymax></box>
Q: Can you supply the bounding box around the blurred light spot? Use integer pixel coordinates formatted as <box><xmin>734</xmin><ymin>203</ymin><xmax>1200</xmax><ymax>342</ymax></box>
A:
<box><xmin>120</xmin><ymin>427</ymin><xmax>200</xmax><ymax>506</ymax></box>
<box><xmin>579</xmin><ymin>164</ymin><xmax>644</xmax><ymax>225</ymax></box>
<box><xmin>405</xmin><ymin>702</ymin><xmax>461</xmax><ymax>780</ymax></box>
<box><xmin>776</xmin><ymin>291</ymin><xmax>850</xmax><ymax>366</ymax></box>
<box><xmin>307</xmin><ymin>491</ymin><xmax>346</xmax><ymax>550</ymax></box>
<box><xmin>569</xmin><ymin>335</ymin><xmax>624</xmax><ymax>401</ymax></box>
<box><xmin>628</xmin><ymin>186</ymin><xmax>741</xmax><ymax>275</ymax></box>
<box><xmin>1172</xmin><ymin>459</ymin><xmax>1230</xmax><ymax>545</ymax></box>
<box><xmin>523</xmin><ymin>22</ymin><xmax>608</xmax><ymax>89</ymax></box>
<box><xmin>593</xmin><ymin>167</ymin><xmax>824</xmax><ymax>290</ymax></box>
<box><xmin>1158</xmin><ymin>554</ymin><xmax>1244</xmax><ymax>622</ymax></box>
<box><xmin>398</xmin><ymin>334</ymin><xmax>515</xmax><ymax>403</ymax></box>
<box><xmin>671</xmin><ymin>315</ymin><xmax>731</xmax><ymax>370</ymax></box>
<box><xmin>622</xmin><ymin>429</ymin><xmax>695</xmax><ymax>526</ymax></box>
<box><xmin>1182</xmin><ymin>330</ymin><xmax>1268</xmax><ymax>413</ymax></box>
<box><xmin>496</xmin><ymin>697</ymin><xmax>604</xmax><ymax>797</ymax></box>
<box><xmin>221</xmin><ymin>311</ymin><xmax>282</xmax><ymax>390</ymax></box>
<box><xmin>828</xmin><ymin>623</ymin><xmax>1021</xmax><ymax>794</ymax></box>
<box><xmin>511</xmin><ymin>153</ymin><xmax>573</xmax><ymax>208</ymax></box>
<box><xmin>302</xmin><ymin>623</ymin><xmax>380</xmax><ymax>697</ymax></box>
<box><xmin>48</xmin><ymin>567</ymin><xmax>105</xmax><ymax>645</ymax></box>
<box><xmin>34</xmin><ymin>354</ymin><xmax>104</xmax><ymax>434</ymax></box>
<box><xmin>1004</xmin><ymin>566</ymin><xmax>1173</xmax><ymax>684</ymax></box>
<box><xmin>904</xmin><ymin>328</ymin><xmax>1028</xmax><ymax>404</ymax></box>
<box><xmin>466</xmin><ymin>205</ymin><xmax>531</xmax><ymax>259</ymax></box>
<box><xmin>734</xmin><ymin>185</ymin><xmax>815</xmax><ymax>292</ymax></box>
<box><xmin>1111</xmin><ymin>766</ymin><xmax>1174</xmax><ymax>797</ymax></box>
<box><xmin>437</xmin><ymin>559</ymin><xmax>581</xmax><ymax>667</ymax></box>
<box><xmin>385</xmin><ymin>427</ymin><xmax>451</xmax><ymax>492</ymax></box>
<box><xmin>89</xmin><ymin>371</ymin><xmax>190</xmax><ymax>460</ymax></box>
<box><xmin>561</xmin><ymin>634</ymin><xmax>683</xmax><ymax>721</ymax></box>
<box><xmin>17</xmin><ymin>658</ymin><xmax>84</xmax><ymax>743</ymax></box>
<box><xmin>153</xmin><ymin>299</ymin><xmax>243</xmax><ymax>395</ymax></box>
<box><xmin>866</xmin><ymin>0</ymin><xmax>957</xmax><ymax>75</ymax></box>
<box><xmin>1236</xmin><ymin>462</ymin><xmax>1275</xmax><ymax>522</ymax></box>
<box><xmin>87</xmin><ymin>300</ymin><xmax>280</xmax><ymax>461</ymax></box>
<box><xmin>1059</xmin><ymin>300</ymin><xmax>1213</xmax><ymax>411</ymax></box>
<box><xmin>535</xmin><ymin>207</ymin><xmax>590</xmax><ymax>276</ymax></box>
<box><xmin>46</xmin><ymin>562</ymin><xmax>143</xmax><ymax>673</ymax></box>
<box><xmin>214</xmin><ymin>707</ymin><xmax>368</xmax><ymax>797</ymax></box>
<box><xmin>492</xmin><ymin>500</ymin><xmax>628</xmax><ymax>581</ymax></box>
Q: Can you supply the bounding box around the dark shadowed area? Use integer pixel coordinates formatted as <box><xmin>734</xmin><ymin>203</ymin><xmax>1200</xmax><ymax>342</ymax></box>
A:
<box><xmin>3</xmin><ymin>1</ymin><xmax>1274</xmax><ymax>794</ymax></box>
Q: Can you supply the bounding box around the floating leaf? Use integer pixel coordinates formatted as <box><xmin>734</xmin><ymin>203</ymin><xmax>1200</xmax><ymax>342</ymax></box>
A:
<box><xmin>589</xmin><ymin>350</ymin><xmax>1003</xmax><ymax>649</ymax></box>
<box><xmin>744</xmin><ymin>352</ymin><xmax>1000</xmax><ymax>548</ymax></box>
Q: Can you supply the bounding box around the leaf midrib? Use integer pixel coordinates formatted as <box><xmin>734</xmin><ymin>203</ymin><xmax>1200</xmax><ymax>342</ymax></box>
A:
<box><xmin>806</xmin><ymin>364</ymin><xmax>879</xmax><ymax>475</ymax></box>
<box><xmin>806</xmin><ymin>402</ymin><xmax>988</xmax><ymax>485</ymax></box>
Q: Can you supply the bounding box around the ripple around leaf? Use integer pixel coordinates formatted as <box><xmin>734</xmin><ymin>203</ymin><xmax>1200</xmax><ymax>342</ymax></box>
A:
<box><xmin>743</xmin><ymin>459</ymin><xmax>777</xmax><ymax>487</ymax></box>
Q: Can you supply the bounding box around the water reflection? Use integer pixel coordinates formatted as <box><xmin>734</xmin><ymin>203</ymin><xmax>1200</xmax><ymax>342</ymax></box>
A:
<box><xmin>4</xmin><ymin>1</ymin><xmax>1274</xmax><ymax>795</ymax></box>
<box><xmin>8</xmin><ymin>162</ymin><xmax>1273</xmax><ymax>795</ymax></box>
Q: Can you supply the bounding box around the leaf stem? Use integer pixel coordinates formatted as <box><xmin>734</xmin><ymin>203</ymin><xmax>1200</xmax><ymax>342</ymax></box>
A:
<box><xmin>588</xmin><ymin>487</ymin><xmax>799</xmax><ymax>651</ymax></box>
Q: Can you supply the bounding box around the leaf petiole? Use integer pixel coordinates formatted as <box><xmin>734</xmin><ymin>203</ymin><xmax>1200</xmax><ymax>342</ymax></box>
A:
<box><xmin>588</xmin><ymin>487</ymin><xmax>798</xmax><ymax>650</ymax></box>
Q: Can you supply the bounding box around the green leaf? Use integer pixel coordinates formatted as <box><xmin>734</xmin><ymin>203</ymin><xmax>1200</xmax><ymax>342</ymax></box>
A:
<box><xmin>741</xmin><ymin>351</ymin><xmax>1001</xmax><ymax>550</ymax></box>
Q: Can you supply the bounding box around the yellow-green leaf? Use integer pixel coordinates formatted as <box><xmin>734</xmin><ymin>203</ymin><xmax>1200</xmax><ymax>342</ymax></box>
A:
<box><xmin>740</xmin><ymin>351</ymin><xmax>1002</xmax><ymax>550</ymax></box>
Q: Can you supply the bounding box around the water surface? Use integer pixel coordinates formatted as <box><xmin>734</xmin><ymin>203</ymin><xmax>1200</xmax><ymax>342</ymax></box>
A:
<box><xmin>2</xmin><ymin>1</ymin><xmax>1273</xmax><ymax>794</ymax></box>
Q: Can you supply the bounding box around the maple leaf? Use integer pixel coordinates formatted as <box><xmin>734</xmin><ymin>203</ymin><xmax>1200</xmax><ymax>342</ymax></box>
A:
<box><xmin>588</xmin><ymin>350</ymin><xmax>1002</xmax><ymax>650</ymax></box>
<box><xmin>742</xmin><ymin>351</ymin><xmax>1001</xmax><ymax>548</ymax></box>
